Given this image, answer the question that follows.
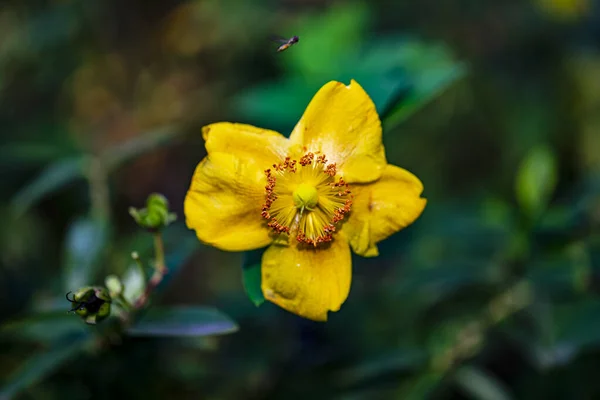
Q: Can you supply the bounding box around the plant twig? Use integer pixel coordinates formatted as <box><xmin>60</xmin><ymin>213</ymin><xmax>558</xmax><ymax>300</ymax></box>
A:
<box><xmin>133</xmin><ymin>232</ymin><xmax>168</xmax><ymax>309</ymax></box>
<box><xmin>131</xmin><ymin>251</ymin><xmax>147</xmax><ymax>281</ymax></box>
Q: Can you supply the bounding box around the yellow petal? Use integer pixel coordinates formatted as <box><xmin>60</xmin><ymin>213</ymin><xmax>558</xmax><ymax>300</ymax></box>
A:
<box><xmin>203</xmin><ymin>122</ymin><xmax>289</xmax><ymax>166</ymax></box>
<box><xmin>289</xmin><ymin>80</ymin><xmax>386</xmax><ymax>183</ymax></box>
<box><xmin>184</xmin><ymin>152</ymin><xmax>272</xmax><ymax>251</ymax></box>
<box><xmin>344</xmin><ymin>164</ymin><xmax>427</xmax><ymax>257</ymax></box>
<box><xmin>185</xmin><ymin>122</ymin><xmax>290</xmax><ymax>251</ymax></box>
<box><xmin>261</xmin><ymin>239</ymin><xmax>352</xmax><ymax>321</ymax></box>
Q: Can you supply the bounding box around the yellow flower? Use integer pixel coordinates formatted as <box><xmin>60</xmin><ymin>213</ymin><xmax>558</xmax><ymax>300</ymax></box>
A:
<box><xmin>184</xmin><ymin>80</ymin><xmax>427</xmax><ymax>321</ymax></box>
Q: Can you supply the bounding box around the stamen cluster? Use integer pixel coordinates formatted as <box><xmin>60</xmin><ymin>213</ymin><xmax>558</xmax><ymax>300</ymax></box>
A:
<box><xmin>261</xmin><ymin>150</ymin><xmax>353</xmax><ymax>246</ymax></box>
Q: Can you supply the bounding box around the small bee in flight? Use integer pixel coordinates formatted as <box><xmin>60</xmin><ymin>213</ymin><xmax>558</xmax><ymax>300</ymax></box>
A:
<box><xmin>271</xmin><ymin>35</ymin><xmax>299</xmax><ymax>52</ymax></box>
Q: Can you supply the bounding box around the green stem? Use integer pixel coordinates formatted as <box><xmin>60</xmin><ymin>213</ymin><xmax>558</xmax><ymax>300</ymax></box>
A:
<box><xmin>131</xmin><ymin>251</ymin><xmax>147</xmax><ymax>282</ymax></box>
<box><xmin>153</xmin><ymin>231</ymin><xmax>166</xmax><ymax>274</ymax></box>
<box><xmin>117</xmin><ymin>293</ymin><xmax>134</xmax><ymax>312</ymax></box>
<box><xmin>133</xmin><ymin>231</ymin><xmax>168</xmax><ymax>309</ymax></box>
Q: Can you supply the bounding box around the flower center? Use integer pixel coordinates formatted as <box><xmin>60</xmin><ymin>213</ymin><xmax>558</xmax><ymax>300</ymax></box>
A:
<box><xmin>262</xmin><ymin>151</ymin><xmax>352</xmax><ymax>246</ymax></box>
<box><xmin>293</xmin><ymin>183</ymin><xmax>318</xmax><ymax>211</ymax></box>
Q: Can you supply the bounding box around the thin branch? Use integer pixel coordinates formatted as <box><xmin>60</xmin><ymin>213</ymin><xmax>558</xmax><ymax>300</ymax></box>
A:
<box><xmin>133</xmin><ymin>232</ymin><xmax>168</xmax><ymax>309</ymax></box>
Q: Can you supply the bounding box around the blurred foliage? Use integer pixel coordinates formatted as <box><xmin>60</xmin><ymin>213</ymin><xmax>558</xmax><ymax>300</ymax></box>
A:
<box><xmin>1</xmin><ymin>0</ymin><xmax>600</xmax><ymax>399</ymax></box>
<box><xmin>234</xmin><ymin>3</ymin><xmax>466</xmax><ymax>134</ymax></box>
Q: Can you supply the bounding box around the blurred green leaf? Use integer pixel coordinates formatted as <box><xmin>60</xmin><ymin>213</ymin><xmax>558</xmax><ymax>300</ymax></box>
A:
<box><xmin>382</xmin><ymin>63</ymin><xmax>465</xmax><ymax>130</ymax></box>
<box><xmin>0</xmin><ymin>335</ymin><xmax>89</xmax><ymax>399</ymax></box>
<box><xmin>535</xmin><ymin>177</ymin><xmax>600</xmax><ymax>242</ymax></box>
<box><xmin>335</xmin><ymin>349</ymin><xmax>426</xmax><ymax>387</ymax></box>
<box><xmin>515</xmin><ymin>144</ymin><xmax>558</xmax><ymax>220</ymax></box>
<box><xmin>397</xmin><ymin>372</ymin><xmax>444</xmax><ymax>400</ymax></box>
<box><xmin>284</xmin><ymin>2</ymin><xmax>370</xmax><ymax>76</ymax></box>
<box><xmin>10</xmin><ymin>156</ymin><xmax>87</xmax><ymax>216</ymax></box>
<box><xmin>454</xmin><ymin>366</ymin><xmax>514</xmax><ymax>400</ymax></box>
<box><xmin>0</xmin><ymin>4</ymin><xmax>79</xmax><ymax>76</ymax></box>
<box><xmin>102</xmin><ymin>126</ymin><xmax>180</xmax><ymax>172</ymax></box>
<box><xmin>242</xmin><ymin>249</ymin><xmax>265</xmax><ymax>307</ymax></box>
<box><xmin>162</xmin><ymin>224</ymin><xmax>205</xmax><ymax>287</ymax></box>
<box><xmin>526</xmin><ymin>343</ymin><xmax>576</xmax><ymax>370</ymax></box>
<box><xmin>235</xmin><ymin>73</ymin><xmax>410</xmax><ymax>134</ymax></box>
<box><xmin>126</xmin><ymin>306</ymin><xmax>238</xmax><ymax>337</ymax></box>
<box><xmin>527</xmin><ymin>243</ymin><xmax>591</xmax><ymax>295</ymax></box>
<box><xmin>553</xmin><ymin>299</ymin><xmax>600</xmax><ymax>351</ymax></box>
<box><xmin>534</xmin><ymin>206</ymin><xmax>587</xmax><ymax>244</ymax></box>
<box><xmin>234</xmin><ymin>78</ymin><xmax>321</xmax><ymax>132</ymax></box>
<box><xmin>236</xmin><ymin>31</ymin><xmax>463</xmax><ymax>133</ymax></box>
<box><xmin>394</xmin><ymin>261</ymin><xmax>503</xmax><ymax>300</ymax></box>
<box><xmin>0</xmin><ymin>143</ymin><xmax>73</xmax><ymax>166</ymax></box>
<box><xmin>122</xmin><ymin>263</ymin><xmax>147</xmax><ymax>305</ymax></box>
<box><xmin>0</xmin><ymin>312</ymin><xmax>89</xmax><ymax>344</ymax></box>
<box><xmin>63</xmin><ymin>216</ymin><xmax>110</xmax><ymax>292</ymax></box>
<box><xmin>338</xmin><ymin>387</ymin><xmax>404</xmax><ymax>400</ymax></box>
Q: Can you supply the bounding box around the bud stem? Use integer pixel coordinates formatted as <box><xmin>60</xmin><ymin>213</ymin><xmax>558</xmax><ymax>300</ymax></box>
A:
<box><xmin>153</xmin><ymin>232</ymin><xmax>166</xmax><ymax>275</ymax></box>
<box><xmin>131</xmin><ymin>251</ymin><xmax>147</xmax><ymax>282</ymax></box>
<box><xmin>117</xmin><ymin>293</ymin><xmax>134</xmax><ymax>312</ymax></box>
<box><xmin>133</xmin><ymin>232</ymin><xmax>168</xmax><ymax>309</ymax></box>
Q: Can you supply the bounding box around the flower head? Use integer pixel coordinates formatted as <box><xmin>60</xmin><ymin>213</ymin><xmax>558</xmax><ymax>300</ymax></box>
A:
<box><xmin>185</xmin><ymin>80</ymin><xmax>426</xmax><ymax>321</ymax></box>
<box><xmin>66</xmin><ymin>286</ymin><xmax>112</xmax><ymax>325</ymax></box>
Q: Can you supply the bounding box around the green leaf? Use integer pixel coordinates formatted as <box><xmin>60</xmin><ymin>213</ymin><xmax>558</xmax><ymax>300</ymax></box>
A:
<box><xmin>126</xmin><ymin>306</ymin><xmax>238</xmax><ymax>337</ymax></box>
<box><xmin>380</xmin><ymin>38</ymin><xmax>466</xmax><ymax>129</ymax></box>
<box><xmin>381</xmin><ymin>64</ymin><xmax>465</xmax><ymax>129</ymax></box>
<box><xmin>454</xmin><ymin>366</ymin><xmax>514</xmax><ymax>400</ymax></box>
<box><xmin>235</xmin><ymin>36</ymin><xmax>464</xmax><ymax>134</ymax></box>
<box><xmin>515</xmin><ymin>144</ymin><xmax>558</xmax><ymax>219</ymax></box>
<box><xmin>0</xmin><ymin>312</ymin><xmax>89</xmax><ymax>344</ymax></box>
<box><xmin>234</xmin><ymin>78</ymin><xmax>316</xmax><ymax>132</ymax></box>
<box><xmin>122</xmin><ymin>263</ymin><xmax>147</xmax><ymax>305</ymax></box>
<box><xmin>10</xmin><ymin>156</ymin><xmax>87</xmax><ymax>216</ymax></box>
<box><xmin>235</xmin><ymin>69</ymin><xmax>410</xmax><ymax>135</ymax></box>
<box><xmin>63</xmin><ymin>216</ymin><xmax>110</xmax><ymax>292</ymax></box>
<box><xmin>241</xmin><ymin>249</ymin><xmax>265</xmax><ymax>306</ymax></box>
<box><xmin>0</xmin><ymin>336</ymin><xmax>89</xmax><ymax>399</ymax></box>
<box><xmin>284</xmin><ymin>2</ymin><xmax>370</xmax><ymax>76</ymax></box>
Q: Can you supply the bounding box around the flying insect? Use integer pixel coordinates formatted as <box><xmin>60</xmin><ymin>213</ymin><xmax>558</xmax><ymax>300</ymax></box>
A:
<box><xmin>271</xmin><ymin>35</ymin><xmax>299</xmax><ymax>52</ymax></box>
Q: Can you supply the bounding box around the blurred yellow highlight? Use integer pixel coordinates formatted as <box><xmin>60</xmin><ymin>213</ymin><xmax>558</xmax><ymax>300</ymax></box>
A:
<box><xmin>535</xmin><ymin>0</ymin><xmax>590</xmax><ymax>21</ymax></box>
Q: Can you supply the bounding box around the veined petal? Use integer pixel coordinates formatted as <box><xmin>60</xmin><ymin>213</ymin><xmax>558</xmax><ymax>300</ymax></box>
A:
<box><xmin>203</xmin><ymin>122</ymin><xmax>289</xmax><ymax>168</ymax></box>
<box><xmin>344</xmin><ymin>164</ymin><xmax>426</xmax><ymax>257</ymax></box>
<box><xmin>184</xmin><ymin>152</ymin><xmax>272</xmax><ymax>251</ymax></box>
<box><xmin>289</xmin><ymin>80</ymin><xmax>386</xmax><ymax>184</ymax></box>
<box><xmin>261</xmin><ymin>239</ymin><xmax>351</xmax><ymax>321</ymax></box>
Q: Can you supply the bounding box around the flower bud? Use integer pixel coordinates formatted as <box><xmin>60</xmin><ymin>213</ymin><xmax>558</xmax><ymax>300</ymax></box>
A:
<box><xmin>129</xmin><ymin>193</ymin><xmax>177</xmax><ymax>231</ymax></box>
<box><xmin>105</xmin><ymin>275</ymin><xmax>123</xmax><ymax>298</ymax></box>
<box><xmin>66</xmin><ymin>286</ymin><xmax>112</xmax><ymax>325</ymax></box>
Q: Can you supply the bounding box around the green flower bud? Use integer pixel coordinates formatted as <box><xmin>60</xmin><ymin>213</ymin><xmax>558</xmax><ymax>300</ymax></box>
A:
<box><xmin>105</xmin><ymin>274</ymin><xmax>123</xmax><ymax>298</ymax></box>
<box><xmin>129</xmin><ymin>193</ymin><xmax>177</xmax><ymax>230</ymax></box>
<box><xmin>66</xmin><ymin>286</ymin><xmax>112</xmax><ymax>325</ymax></box>
<box><xmin>147</xmin><ymin>193</ymin><xmax>168</xmax><ymax>210</ymax></box>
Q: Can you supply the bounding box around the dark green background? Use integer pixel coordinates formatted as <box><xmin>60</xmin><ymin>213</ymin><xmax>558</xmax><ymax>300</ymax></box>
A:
<box><xmin>2</xmin><ymin>0</ymin><xmax>600</xmax><ymax>399</ymax></box>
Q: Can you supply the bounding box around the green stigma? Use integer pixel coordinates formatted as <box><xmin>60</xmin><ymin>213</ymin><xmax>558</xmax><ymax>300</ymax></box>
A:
<box><xmin>293</xmin><ymin>183</ymin><xmax>318</xmax><ymax>212</ymax></box>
